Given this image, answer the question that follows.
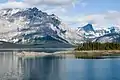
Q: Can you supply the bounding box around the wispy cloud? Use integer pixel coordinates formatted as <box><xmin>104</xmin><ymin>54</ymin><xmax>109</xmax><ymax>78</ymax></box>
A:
<box><xmin>3</xmin><ymin>0</ymin><xmax>81</xmax><ymax>8</ymax></box>
<box><xmin>58</xmin><ymin>11</ymin><xmax>120</xmax><ymax>29</ymax></box>
<box><xmin>24</xmin><ymin>0</ymin><xmax>76</xmax><ymax>6</ymax></box>
<box><xmin>76</xmin><ymin>11</ymin><xmax>120</xmax><ymax>28</ymax></box>
<box><xmin>0</xmin><ymin>0</ymin><xmax>81</xmax><ymax>17</ymax></box>
<box><xmin>0</xmin><ymin>1</ymin><xmax>29</xmax><ymax>9</ymax></box>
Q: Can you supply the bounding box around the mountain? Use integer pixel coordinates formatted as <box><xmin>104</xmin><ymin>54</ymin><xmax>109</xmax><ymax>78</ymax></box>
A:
<box><xmin>0</xmin><ymin>7</ymin><xmax>83</xmax><ymax>48</ymax></box>
<box><xmin>94</xmin><ymin>27</ymin><xmax>120</xmax><ymax>43</ymax></box>
<box><xmin>77</xmin><ymin>24</ymin><xmax>96</xmax><ymax>39</ymax></box>
<box><xmin>78</xmin><ymin>24</ymin><xmax>95</xmax><ymax>32</ymax></box>
<box><xmin>0</xmin><ymin>7</ymin><xmax>120</xmax><ymax>47</ymax></box>
<box><xmin>77</xmin><ymin>24</ymin><xmax>120</xmax><ymax>43</ymax></box>
<box><xmin>95</xmin><ymin>33</ymin><xmax>120</xmax><ymax>43</ymax></box>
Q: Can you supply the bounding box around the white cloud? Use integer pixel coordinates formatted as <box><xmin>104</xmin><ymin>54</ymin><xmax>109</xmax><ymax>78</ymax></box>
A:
<box><xmin>75</xmin><ymin>11</ymin><xmax>120</xmax><ymax>29</ymax></box>
<box><xmin>81</xmin><ymin>2</ymin><xmax>87</xmax><ymax>7</ymax></box>
<box><xmin>0</xmin><ymin>1</ymin><xmax>29</xmax><ymax>9</ymax></box>
<box><xmin>0</xmin><ymin>0</ymin><xmax>80</xmax><ymax>17</ymax></box>
<box><xmin>24</xmin><ymin>0</ymin><xmax>76</xmax><ymax>6</ymax></box>
<box><xmin>0</xmin><ymin>0</ymin><xmax>80</xmax><ymax>9</ymax></box>
<box><xmin>45</xmin><ymin>7</ymin><xmax>67</xmax><ymax>15</ymax></box>
<box><xmin>58</xmin><ymin>11</ymin><xmax>120</xmax><ymax>29</ymax></box>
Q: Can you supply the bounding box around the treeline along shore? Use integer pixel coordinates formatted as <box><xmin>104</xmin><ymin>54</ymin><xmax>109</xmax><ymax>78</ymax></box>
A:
<box><xmin>75</xmin><ymin>42</ymin><xmax>120</xmax><ymax>50</ymax></box>
<box><xmin>74</xmin><ymin>42</ymin><xmax>120</xmax><ymax>59</ymax></box>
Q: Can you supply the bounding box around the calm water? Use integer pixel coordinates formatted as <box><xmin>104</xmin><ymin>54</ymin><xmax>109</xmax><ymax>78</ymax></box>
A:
<box><xmin>0</xmin><ymin>51</ymin><xmax>120</xmax><ymax>80</ymax></box>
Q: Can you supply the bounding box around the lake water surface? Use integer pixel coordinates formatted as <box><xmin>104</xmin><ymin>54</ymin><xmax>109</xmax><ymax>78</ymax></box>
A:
<box><xmin>0</xmin><ymin>51</ymin><xmax>120</xmax><ymax>80</ymax></box>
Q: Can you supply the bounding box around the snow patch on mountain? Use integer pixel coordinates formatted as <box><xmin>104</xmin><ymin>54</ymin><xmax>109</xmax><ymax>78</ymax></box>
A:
<box><xmin>77</xmin><ymin>24</ymin><xmax>120</xmax><ymax>43</ymax></box>
<box><xmin>0</xmin><ymin>7</ymin><xmax>83</xmax><ymax>45</ymax></box>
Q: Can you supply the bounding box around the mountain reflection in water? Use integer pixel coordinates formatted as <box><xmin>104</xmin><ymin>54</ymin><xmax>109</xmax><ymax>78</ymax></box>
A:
<box><xmin>0</xmin><ymin>52</ymin><xmax>66</xmax><ymax>80</ymax></box>
<box><xmin>1</xmin><ymin>51</ymin><xmax>120</xmax><ymax>80</ymax></box>
<box><xmin>20</xmin><ymin>56</ymin><xmax>66</xmax><ymax>80</ymax></box>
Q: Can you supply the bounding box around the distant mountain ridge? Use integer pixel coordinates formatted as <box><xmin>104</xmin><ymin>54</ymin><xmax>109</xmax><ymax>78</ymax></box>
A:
<box><xmin>77</xmin><ymin>23</ymin><xmax>120</xmax><ymax>43</ymax></box>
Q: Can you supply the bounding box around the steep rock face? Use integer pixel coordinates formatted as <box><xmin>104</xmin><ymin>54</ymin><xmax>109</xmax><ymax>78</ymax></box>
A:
<box><xmin>77</xmin><ymin>24</ymin><xmax>95</xmax><ymax>39</ymax></box>
<box><xmin>78</xmin><ymin>24</ymin><xmax>95</xmax><ymax>32</ymax></box>
<box><xmin>0</xmin><ymin>7</ymin><xmax>83</xmax><ymax>47</ymax></box>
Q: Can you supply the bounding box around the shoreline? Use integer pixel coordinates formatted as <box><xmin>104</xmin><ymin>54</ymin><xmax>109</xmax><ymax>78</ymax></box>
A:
<box><xmin>74</xmin><ymin>50</ymin><xmax>120</xmax><ymax>59</ymax></box>
<box><xmin>74</xmin><ymin>50</ymin><xmax>120</xmax><ymax>52</ymax></box>
<box><xmin>15</xmin><ymin>50</ymin><xmax>120</xmax><ymax>59</ymax></box>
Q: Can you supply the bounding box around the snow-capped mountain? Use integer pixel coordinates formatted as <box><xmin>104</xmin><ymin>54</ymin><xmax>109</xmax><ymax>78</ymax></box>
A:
<box><xmin>0</xmin><ymin>7</ymin><xmax>83</xmax><ymax>47</ymax></box>
<box><xmin>94</xmin><ymin>27</ymin><xmax>120</xmax><ymax>43</ymax></box>
<box><xmin>78</xmin><ymin>24</ymin><xmax>95</xmax><ymax>32</ymax></box>
<box><xmin>77</xmin><ymin>24</ymin><xmax>96</xmax><ymax>39</ymax></box>
<box><xmin>0</xmin><ymin>7</ymin><xmax>120</xmax><ymax>47</ymax></box>
<box><xmin>94</xmin><ymin>33</ymin><xmax>120</xmax><ymax>43</ymax></box>
<box><xmin>77</xmin><ymin>24</ymin><xmax>120</xmax><ymax>43</ymax></box>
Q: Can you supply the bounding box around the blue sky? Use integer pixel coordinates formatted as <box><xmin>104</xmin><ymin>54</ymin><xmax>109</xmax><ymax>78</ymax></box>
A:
<box><xmin>65</xmin><ymin>0</ymin><xmax>120</xmax><ymax>15</ymax></box>
<box><xmin>0</xmin><ymin>0</ymin><xmax>120</xmax><ymax>28</ymax></box>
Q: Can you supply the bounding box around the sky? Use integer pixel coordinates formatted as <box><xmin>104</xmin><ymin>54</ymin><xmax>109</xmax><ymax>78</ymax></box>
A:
<box><xmin>0</xmin><ymin>0</ymin><xmax>120</xmax><ymax>29</ymax></box>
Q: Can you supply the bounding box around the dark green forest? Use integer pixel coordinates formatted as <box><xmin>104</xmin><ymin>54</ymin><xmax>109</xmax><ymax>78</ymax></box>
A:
<box><xmin>75</xmin><ymin>42</ymin><xmax>120</xmax><ymax>50</ymax></box>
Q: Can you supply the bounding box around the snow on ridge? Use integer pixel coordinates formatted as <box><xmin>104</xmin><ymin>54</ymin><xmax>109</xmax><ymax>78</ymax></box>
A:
<box><xmin>0</xmin><ymin>7</ymin><xmax>83</xmax><ymax>44</ymax></box>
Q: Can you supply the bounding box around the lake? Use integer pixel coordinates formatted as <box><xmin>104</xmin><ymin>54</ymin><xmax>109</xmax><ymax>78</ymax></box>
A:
<box><xmin>0</xmin><ymin>51</ymin><xmax>120</xmax><ymax>80</ymax></box>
